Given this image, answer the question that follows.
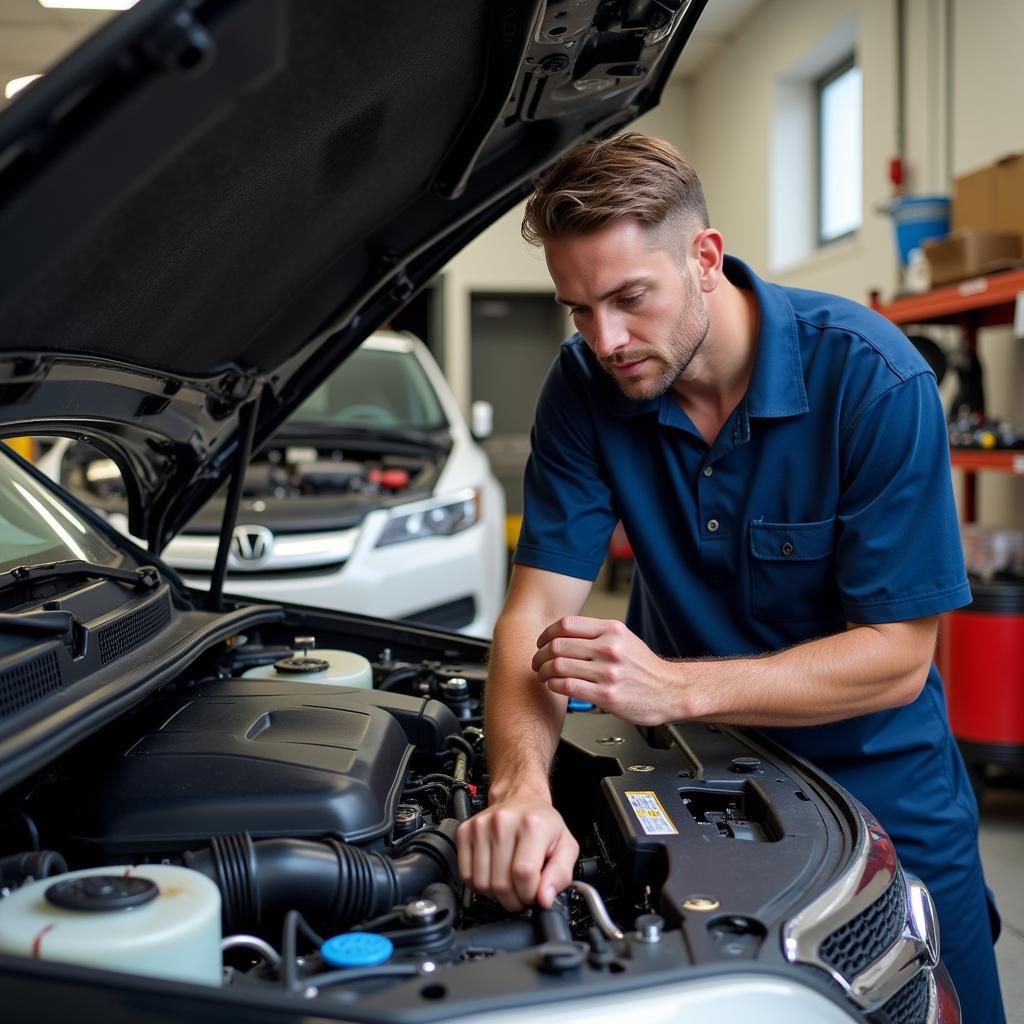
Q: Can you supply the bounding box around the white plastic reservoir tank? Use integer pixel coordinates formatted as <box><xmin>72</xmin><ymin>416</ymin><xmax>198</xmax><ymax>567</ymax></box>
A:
<box><xmin>0</xmin><ymin>864</ymin><xmax>222</xmax><ymax>985</ymax></box>
<box><xmin>242</xmin><ymin>635</ymin><xmax>373</xmax><ymax>688</ymax></box>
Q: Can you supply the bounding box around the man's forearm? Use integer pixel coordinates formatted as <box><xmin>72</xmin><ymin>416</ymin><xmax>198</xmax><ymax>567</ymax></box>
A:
<box><xmin>484</xmin><ymin>612</ymin><xmax>567</xmax><ymax>803</ymax></box>
<box><xmin>683</xmin><ymin>619</ymin><xmax>938</xmax><ymax>726</ymax></box>
<box><xmin>534</xmin><ymin>615</ymin><xmax>939</xmax><ymax>729</ymax></box>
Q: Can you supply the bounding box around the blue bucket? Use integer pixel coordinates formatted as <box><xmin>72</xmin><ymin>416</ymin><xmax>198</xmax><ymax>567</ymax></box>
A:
<box><xmin>890</xmin><ymin>195</ymin><xmax>950</xmax><ymax>265</ymax></box>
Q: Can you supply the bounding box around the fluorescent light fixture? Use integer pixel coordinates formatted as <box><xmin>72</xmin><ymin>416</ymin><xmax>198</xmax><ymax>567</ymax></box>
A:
<box><xmin>5</xmin><ymin>75</ymin><xmax>41</xmax><ymax>100</ymax></box>
<box><xmin>38</xmin><ymin>0</ymin><xmax>138</xmax><ymax>9</ymax></box>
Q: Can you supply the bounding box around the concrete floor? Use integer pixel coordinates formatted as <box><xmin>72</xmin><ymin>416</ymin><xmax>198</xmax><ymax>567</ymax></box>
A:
<box><xmin>581</xmin><ymin>577</ymin><xmax>1023</xmax><ymax>1023</ymax></box>
<box><xmin>980</xmin><ymin>787</ymin><xmax>1024</xmax><ymax>1023</ymax></box>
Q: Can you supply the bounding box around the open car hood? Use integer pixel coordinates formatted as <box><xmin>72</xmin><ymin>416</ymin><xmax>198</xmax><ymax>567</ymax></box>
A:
<box><xmin>0</xmin><ymin>0</ymin><xmax>705</xmax><ymax>552</ymax></box>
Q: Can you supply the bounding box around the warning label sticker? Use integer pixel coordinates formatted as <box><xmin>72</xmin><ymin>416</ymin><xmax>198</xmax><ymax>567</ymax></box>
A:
<box><xmin>625</xmin><ymin>791</ymin><xmax>678</xmax><ymax>835</ymax></box>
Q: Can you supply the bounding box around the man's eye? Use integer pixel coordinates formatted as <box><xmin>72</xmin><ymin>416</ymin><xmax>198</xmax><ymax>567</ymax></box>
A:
<box><xmin>570</xmin><ymin>307</ymin><xmax>588</xmax><ymax>317</ymax></box>
<box><xmin>620</xmin><ymin>293</ymin><xmax>644</xmax><ymax>307</ymax></box>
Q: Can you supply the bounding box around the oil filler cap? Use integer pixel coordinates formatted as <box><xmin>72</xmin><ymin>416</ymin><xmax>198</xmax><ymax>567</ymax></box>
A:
<box><xmin>321</xmin><ymin>932</ymin><xmax>394</xmax><ymax>968</ymax></box>
<box><xmin>45</xmin><ymin>875</ymin><xmax>159</xmax><ymax>912</ymax></box>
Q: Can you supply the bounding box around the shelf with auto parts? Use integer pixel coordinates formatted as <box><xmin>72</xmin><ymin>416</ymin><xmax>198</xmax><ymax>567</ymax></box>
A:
<box><xmin>872</xmin><ymin>268</ymin><xmax>1024</xmax><ymax>793</ymax></box>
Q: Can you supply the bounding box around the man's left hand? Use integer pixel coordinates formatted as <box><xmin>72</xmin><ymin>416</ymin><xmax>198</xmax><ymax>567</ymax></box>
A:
<box><xmin>532</xmin><ymin>616</ymin><xmax>682</xmax><ymax>725</ymax></box>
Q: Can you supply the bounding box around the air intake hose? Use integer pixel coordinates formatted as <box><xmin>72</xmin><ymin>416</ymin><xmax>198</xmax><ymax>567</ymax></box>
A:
<box><xmin>185</xmin><ymin>820</ymin><xmax>458</xmax><ymax>933</ymax></box>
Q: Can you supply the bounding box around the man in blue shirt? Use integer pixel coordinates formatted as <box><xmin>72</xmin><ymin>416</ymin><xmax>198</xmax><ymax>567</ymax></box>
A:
<box><xmin>455</xmin><ymin>133</ymin><xmax>1003</xmax><ymax>1021</ymax></box>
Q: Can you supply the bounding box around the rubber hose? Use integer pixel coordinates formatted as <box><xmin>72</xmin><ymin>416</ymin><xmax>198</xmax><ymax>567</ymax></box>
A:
<box><xmin>0</xmin><ymin>850</ymin><xmax>68</xmax><ymax>887</ymax></box>
<box><xmin>186</xmin><ymin>820</ymin><xmax>458</xmax><ymax>933</ymax></box>
<box><xmin>454</xmin><ymin>919</ymin><xmax>537</xmax><ymax>953</ymax></box>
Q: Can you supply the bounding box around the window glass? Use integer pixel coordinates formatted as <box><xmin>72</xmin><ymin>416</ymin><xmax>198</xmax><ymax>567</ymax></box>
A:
<box><xmin>0</xmin><ymin>448</ymin><xmax>120</xmax><ymax>572</ymax></box>
<box><xmin>291</xmin><ymin>344</ymin><xmax>447</xmax><ymax>430</ymax></box>
<box><xmin>818</xmin><ymin>59</ymin><xmax>862</xmax><ymax>243</ymax></box>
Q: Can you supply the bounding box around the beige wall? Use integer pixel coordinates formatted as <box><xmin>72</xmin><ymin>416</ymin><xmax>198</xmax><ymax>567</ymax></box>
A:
<box><xmin>441</xmin><ymin>79</ymin><xmax>692</xmax><ymax>409</ymax></box>
<box><xmin>443</xmin><ymin>0</ymin><xmax>1024</xmax><ymax>526</ymax></box>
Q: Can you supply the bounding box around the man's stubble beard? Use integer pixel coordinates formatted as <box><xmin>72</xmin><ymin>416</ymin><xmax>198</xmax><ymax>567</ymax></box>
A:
<box><xmin>602</xmin><ymin>271</ymin><xmax>710</xmax><ymax>402</ymax></box>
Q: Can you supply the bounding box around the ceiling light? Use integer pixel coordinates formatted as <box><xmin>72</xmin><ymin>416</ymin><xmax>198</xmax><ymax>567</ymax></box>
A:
<box><xmin>38</xmin><ymin>0</ymin><xmax>138</xmax><ymax>9</ymax></box>
<box><xmin>4</xmin><ymin>75</ymin><xmax>41</xmax><ymax>100</ymax></box>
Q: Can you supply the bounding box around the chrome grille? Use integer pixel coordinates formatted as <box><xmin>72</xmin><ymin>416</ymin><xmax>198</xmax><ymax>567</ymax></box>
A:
<box><xmin>819</xmin><ymin>874</ymin><xmax>906</xmax><ymax>978</ymax></box>
<box><xmin>868</xmin><ymin>969</ymin><xmax>930</xmax><ymax>1024</ymax></box>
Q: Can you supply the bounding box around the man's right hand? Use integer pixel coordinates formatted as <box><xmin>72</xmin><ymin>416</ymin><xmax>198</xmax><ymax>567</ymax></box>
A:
<box><xmin>456</xmin><ymin>792</ymin><xmax>579</xmax><ymax>912</ymax></box>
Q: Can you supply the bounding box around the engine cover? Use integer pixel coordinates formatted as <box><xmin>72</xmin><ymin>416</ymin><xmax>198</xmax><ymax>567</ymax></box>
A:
<box><xmin>56</xmin><ymin>680</ymin><xmax>461</xmax><ymax>855</ymax></box>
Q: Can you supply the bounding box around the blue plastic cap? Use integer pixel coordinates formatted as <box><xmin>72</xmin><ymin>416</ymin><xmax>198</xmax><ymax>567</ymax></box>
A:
<box><xmin>321</xmin><ymin>932</ymin><xmax>394</xmax><ymax>968</ymax></box>
<box><xmin>567</xmin><ymin>698</ymin><xmax>594</xmax><ymax>712</ymax></box>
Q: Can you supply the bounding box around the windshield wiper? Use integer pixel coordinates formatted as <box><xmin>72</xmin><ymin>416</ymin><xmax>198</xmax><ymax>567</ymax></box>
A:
<box><xmin>0</xmin><ymin>560</ymin><xmax>160</xmax><ymax>593</ymax></box>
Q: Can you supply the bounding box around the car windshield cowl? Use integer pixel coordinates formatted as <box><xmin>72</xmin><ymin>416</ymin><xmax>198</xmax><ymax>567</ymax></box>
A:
<box><xmin>0</xmin><ymin>559</ymin><xmax>160</xmax><ymax>594</ymax></box>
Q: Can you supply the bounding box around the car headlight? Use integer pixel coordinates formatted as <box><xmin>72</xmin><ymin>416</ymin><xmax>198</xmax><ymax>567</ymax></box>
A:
<box><xmin>376</xmin><ymin>489</ymin><xmax>480</xmax><ymax>547</ymax></box>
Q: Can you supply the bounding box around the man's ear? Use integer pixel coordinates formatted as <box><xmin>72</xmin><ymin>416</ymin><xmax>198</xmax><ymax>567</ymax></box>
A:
<box><xmin>692</xmin><ymin>228</ymin><xmax>725</xmax><ymax>292</ymax></box>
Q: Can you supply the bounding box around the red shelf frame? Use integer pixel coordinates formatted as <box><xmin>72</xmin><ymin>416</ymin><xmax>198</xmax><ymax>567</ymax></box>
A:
<box><xmin>872</xmin><ymin>269</ymin><xmax>1024</xmax><ymax>521</ymax></box>
<box><xmin>950</xmin><ymin>450</ymin><xmax>1024</xmax><ymax>475</ymax></box>
<box><xmin>872</xmin><ymin>268</ymin><xmax>1024</xmax><ymax>328</ymax></box>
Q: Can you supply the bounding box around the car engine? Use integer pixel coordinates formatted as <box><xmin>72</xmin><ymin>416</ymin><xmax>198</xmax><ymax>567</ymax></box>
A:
<box><xmin>58</xmin><ymin>439</ymin><xmax>437</xmax><ymax>507</ymax></box>
<box><xmin>0</xmin><ymin>604</ymin><xmax>943</xmax><ymax>1024</ymax></box>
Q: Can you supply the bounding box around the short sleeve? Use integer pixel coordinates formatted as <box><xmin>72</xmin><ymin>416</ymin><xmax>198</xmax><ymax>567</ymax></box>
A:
<box><xmin>513</xmin><ymin>345</ymin><xmax>618</xmax><ymax>580</ymax></box>
<box><xmin>836</xmin><ymin>371</ymin><xmax>971</xmax><ymax>622</ymax></box>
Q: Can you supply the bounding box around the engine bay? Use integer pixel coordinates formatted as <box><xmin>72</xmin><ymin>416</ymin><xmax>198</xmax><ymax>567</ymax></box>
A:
<box><xmin>56</xmin><ymin>438</ymin><xmax>441</xmax><ymax>516</ymax></box>
<box><xmin>0</xmin><ymin>597</ymin><xmax>864</xmax><ymax>1020</ymax></box>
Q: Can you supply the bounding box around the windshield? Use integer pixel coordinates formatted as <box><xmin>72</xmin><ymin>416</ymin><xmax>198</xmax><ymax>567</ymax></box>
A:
<box><xmin>0</xmin><ymin>447</ymin><xmax>121</xmax><ymax>573</ymax></box>
<box><xmin>290</xmin><ymin>344</ymin><xmax>448</xmax><ymax>431</ymax></box>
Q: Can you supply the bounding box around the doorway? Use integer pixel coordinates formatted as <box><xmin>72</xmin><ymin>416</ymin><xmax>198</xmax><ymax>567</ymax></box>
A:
<box><xmin>470</xmin><ymin>292</ymin><xmax>567</xmax><ymax>517</ymax></box>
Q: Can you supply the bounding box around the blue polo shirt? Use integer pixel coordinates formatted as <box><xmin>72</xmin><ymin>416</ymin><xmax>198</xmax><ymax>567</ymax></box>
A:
<box><xmin>514</xmin><ymin>257</ymin><xmax>1007</xmax><ymax>1022</ymax></box>
<box><xmin>515</xmin><ymin>256</ymin><xmax>971</xmax><ymax>677</ymax></box>
<box><xmin>516</xmin><ymin>258</ymin><xmax>1011</xmax><ymax>1024</ymax></box>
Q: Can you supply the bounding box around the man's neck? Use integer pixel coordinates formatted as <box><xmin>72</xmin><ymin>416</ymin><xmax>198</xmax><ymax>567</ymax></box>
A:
<box><xmin>671</xmin><ymin>277</ymin><xmax>760</xmax><ymax>445</ymax></box>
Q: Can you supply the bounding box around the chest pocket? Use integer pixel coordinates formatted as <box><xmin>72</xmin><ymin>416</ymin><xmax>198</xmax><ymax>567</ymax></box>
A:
<box><xmin>749</xmin><ymin>517</ymin><xmax>840</xmax><ymax>623</ymax></box>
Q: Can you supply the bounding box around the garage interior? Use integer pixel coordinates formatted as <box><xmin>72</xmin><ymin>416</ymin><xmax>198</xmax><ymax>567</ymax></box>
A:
<box><xmin>0</xmin><ymin>1</ymin><xmax>1021</xmax><ymax>1020</ymax></box>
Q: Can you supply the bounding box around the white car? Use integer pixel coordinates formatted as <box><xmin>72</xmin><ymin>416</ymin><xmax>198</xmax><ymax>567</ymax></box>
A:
<box><xmin>39</xmin><ymin>331</ymin><xmax>507</xmax><ymax>638</ymax></box>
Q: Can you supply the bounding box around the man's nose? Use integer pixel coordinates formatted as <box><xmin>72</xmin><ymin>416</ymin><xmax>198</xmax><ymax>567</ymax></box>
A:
<box><xmin>591</xmin><ymin>309</ymin><xmax>629</xmax><ymax>358</ymax></box>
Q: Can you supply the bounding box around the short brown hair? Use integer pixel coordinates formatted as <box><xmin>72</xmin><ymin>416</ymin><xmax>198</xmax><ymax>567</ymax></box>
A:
<box><xmin>522</xmin><ymin>133</ymin><xmax>709</xmax><ymax>247</ymax></box>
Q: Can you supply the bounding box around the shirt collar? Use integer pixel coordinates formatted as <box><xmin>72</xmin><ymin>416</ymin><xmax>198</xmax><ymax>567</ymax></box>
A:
<box><xmin>609</xmin><ymin>255</ymin><xmax>808</xmax><ymax>420</ymax></box>
<box><xmin>725</xmin><ymin>255</ymin><xmax>808</xmax><ymax>419</ymax></box>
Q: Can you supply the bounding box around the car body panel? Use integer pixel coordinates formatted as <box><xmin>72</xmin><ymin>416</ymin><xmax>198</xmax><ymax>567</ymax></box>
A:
<box><xmin>0</xmin><ymin>0</ymin><xmax>707</xmax><ymax>550</ymax></box>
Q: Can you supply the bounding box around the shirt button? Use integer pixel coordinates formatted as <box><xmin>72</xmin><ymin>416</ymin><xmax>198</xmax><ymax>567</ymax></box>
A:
<box><xmin>781</xmin><ymin>541</ymin><xmax>794</xmax><ymax>556</ymax></box>
<box><xmin>703</xmin><ymin>466</ymin><xmax>713</xmax><ymax>477</ymax></box>
<box><xmin>707</xmin><ymin>519</ymin><xmax>720</xmax><ymax>533</ymax></box>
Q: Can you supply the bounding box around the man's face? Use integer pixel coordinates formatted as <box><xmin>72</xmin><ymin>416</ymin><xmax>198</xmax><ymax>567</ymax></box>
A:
<box><xmin>544</xmin><ymin>218</ymin><xmax>710</xmax><ymax>401</ymax></box>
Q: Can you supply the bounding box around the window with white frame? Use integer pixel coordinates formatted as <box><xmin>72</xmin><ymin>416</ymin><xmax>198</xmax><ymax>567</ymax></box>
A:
<box><xmin>817</xmin><ymin>55</ymin><xmax>862</xmax><ymax>244</ymax></box>
<box><xmin>769</xmin><ymin>17</ymin><xmax>860</xmax><ymax>272</ymax></box>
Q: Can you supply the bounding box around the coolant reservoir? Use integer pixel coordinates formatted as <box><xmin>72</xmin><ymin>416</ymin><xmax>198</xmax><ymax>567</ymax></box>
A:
<box><xmin>242</xmin><ymin>635</ymin><xmax>373</xmax><ymax>688</ymax></box>
<box><xmin>0</xmin><ymin>864</ymin><xmax>222</xmax><ymax>985</ymax></box>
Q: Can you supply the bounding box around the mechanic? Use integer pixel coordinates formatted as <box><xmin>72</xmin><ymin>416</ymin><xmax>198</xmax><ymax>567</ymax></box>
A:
<box><xmin>455</xmin><ymin>133</ymin><xmax>1005</xmax><ymax>1022</ymax></box>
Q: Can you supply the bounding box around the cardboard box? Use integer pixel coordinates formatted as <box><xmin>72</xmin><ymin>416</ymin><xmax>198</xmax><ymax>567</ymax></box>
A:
<box><xmin>953</xmin><ymin>165</ymin><xmax>995</xmax><ymax>232</ymax></box>
<box><xmin>994</xmin><ymin>154</ymin><xmax>1024</xmax><ymax>241</ymax></box>
<box><xmin>922</xmin><ymin>230</ymin><xmax>1022</xmax><ymax>287</ymax></box>
<box><xmin>953</xmin><ymin>154</ymin><xmax>1024</xmax><ymax>245</ymax></box>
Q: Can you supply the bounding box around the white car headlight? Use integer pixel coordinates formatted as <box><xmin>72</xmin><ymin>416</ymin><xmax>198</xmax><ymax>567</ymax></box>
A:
<box><xmin>376</xmin><ymin>489</ymin><xmax>480</xmax><ymax>547</ymax></box>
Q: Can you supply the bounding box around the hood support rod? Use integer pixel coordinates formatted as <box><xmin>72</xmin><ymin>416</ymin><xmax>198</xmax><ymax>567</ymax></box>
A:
<box><xmin>209</xmin><ymin>396</ymin><xmax>260</xmax><ymax>611</ymax></box>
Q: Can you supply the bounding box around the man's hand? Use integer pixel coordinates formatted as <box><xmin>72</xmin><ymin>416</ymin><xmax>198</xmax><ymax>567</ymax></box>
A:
<box><xmin>533</xmin><ymin>616</ymin><xmax>682</xmax><ymax>726</ymax></box>
<box><xmin>456</xmin><ymin>792</ymin><xmax>579</xmax><ymax>912</ymax></box>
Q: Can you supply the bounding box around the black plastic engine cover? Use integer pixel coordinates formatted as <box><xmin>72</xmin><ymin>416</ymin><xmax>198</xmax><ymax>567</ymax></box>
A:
<box><xmin>555</xmin><ymin>713</ymin><xmax>855</xmax><ymax>952</ymax></box>
<box><xmin>58</xmin><ymin>680</ymin><xmax>461</xmax><ymax>854</ymax></box>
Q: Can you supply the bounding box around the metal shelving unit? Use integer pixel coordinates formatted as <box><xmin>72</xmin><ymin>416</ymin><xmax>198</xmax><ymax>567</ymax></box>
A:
<box><xmin>872</xmin><ymin>267</ymin><xmax>1024</xmax><ymax>520</ymax></box>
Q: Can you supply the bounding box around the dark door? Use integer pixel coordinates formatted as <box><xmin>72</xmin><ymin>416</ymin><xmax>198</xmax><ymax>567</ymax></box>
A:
<box><xmin>470</xmin><ymin>292</ymin><xmax>566</xmax><ymax>518</ymax></box>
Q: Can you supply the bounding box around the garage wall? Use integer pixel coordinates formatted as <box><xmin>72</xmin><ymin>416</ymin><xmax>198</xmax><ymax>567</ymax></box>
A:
<box><xmin>445</xmin><ymin>0</ymin><xmax>1024</xmax><ymax>528</ymax></box>
<box><xmin>441</xmin><ymin>78</ymin><xmax>692</xmax><ymax>411</ymax></box>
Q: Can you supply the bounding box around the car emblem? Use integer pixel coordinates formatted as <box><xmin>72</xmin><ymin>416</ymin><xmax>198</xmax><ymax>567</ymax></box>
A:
<box><xmin>231</xmin><ymin>524</ymin><xmax>274</xmax><ymax>565</ymax></box>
